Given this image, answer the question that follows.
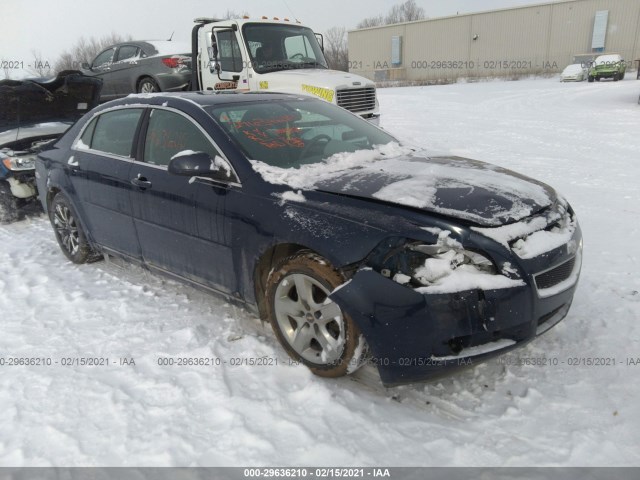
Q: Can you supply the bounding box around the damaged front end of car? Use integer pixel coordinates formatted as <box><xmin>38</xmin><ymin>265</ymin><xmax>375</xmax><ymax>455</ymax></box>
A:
<box><xmin>0</xmin><ymin>71</ymin><xmax>102</xmax><ymax>223</ymax></box>
<box><xmin>329</xmin><ymin>201</ymin><xmax>582</xmax><ymax>386</ymax></box>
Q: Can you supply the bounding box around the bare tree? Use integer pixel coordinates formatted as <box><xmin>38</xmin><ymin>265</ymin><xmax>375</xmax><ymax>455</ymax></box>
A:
<box><xmin>25</xmin><ymin>50</ymin><xmax>52</xmax><ymax>77</ymax></box>
<box><xmin>324</xmin><ymin>27</ymin><xmax>349</xmax><ymax>72</ymax></box>
<box><xmin>358</xmin><ymin>0</ymin><xmax>426</xmax><ymax>28</ymax></box>
<box><xmin>394</xmin><ymin>0</ymin><xmax>426</xmax><ymax>23</ymax></box>
<box><xmin>221</xmin><ymin>10</ymin><xmax>249</xmax><ymax>20</ymax></box>
<box><xmin>54</xmin><ymin>33</ymin><xmax>132</xmax><ymax>73</ymax></box>
<box><xmin>357</xmin><ymin>15</ymin><xmax>385</xmax><ymax>29</ymax></box>
<box><xmin>1</xmin><ymin>59</ymin><xmax>11</xmax><ymax>80</ymax></box>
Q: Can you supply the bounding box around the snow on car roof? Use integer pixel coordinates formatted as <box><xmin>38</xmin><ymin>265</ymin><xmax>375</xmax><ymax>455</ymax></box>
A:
<box><xmin>595</xmin><ymin>54</ymin><xmax>622</xmax><ymax>65</ymax></box>
<box><xmin>562</xmin><ymin>64</ymin><xmax>584</xmax><ymax>73</ymax></box>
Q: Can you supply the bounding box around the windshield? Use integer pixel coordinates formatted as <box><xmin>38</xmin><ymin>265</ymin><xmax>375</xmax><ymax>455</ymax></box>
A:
<box><xmin>207</xmin><ymin>98</ymin><xmax>396</xmax><ymax>168</ymax></box>
<box><xmin>242</xmin><ymin>23</ymin><xmax>328</xmax><ymax>74</ymax></box>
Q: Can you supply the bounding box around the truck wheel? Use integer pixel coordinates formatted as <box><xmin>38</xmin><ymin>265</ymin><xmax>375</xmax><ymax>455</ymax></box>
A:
<box><xmin>265</xmin><ymin>250</ymin><xmax>367</xmax><ymax>377</ymax></box>
<box><xmin>0</xmin><ymin>181</ymin><xmax>22</xmax><ymax>224</ymax></box>
<box><xmin>49</xmin><ymin>193</ymin><xmax>99</xmax><ymax>264</ymax></box>
<box><xmin>138</xmin><ymin>77</ymin><xmax>160</xmax><ymax>94</ymax></box>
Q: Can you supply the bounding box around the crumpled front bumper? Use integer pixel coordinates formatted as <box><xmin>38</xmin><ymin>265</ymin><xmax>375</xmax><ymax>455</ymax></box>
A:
<box><xmin>330</xmin><ymin>230</ymin><xmax>582</xmax><ymax>386</ymax></box>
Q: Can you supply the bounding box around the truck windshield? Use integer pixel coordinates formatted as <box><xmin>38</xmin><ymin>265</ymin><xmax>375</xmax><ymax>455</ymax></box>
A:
<box><xmin>242</xmin><ymin>23</ymin><xmax>328</xmax><ymax>74</ymax></box>
<box><xmin>206</xmin><ymin>98</ymin><xmax>395</xmax><ymax>168</ymax></box>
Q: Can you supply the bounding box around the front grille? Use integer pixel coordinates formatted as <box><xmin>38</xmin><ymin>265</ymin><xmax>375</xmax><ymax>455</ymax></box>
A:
<box><xmin>336</xmin><ymin>87</ymin><xmax>376</xmax><ymax>113</ymax></box>
<box><xmin>535</xmin><ymin>257</ymin><xmax>576</xmax><ymax>290</ymax></box>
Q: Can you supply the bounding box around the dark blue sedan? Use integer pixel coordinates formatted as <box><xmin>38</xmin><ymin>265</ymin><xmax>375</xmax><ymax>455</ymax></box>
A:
<box><xmin>35</xmin><ymin>92</ymin><xmax>582</xmax><ymax>386</ymax></box>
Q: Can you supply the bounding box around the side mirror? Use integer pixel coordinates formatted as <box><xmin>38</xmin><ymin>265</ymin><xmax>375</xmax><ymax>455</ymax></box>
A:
<box><xmin>168</xmin><ymin>151</ymin><xmax>233</xmax><ymax>180</ymax></box>
<box><xmin>82</xmin><ymin>62</ymin><xmax>90</xmax><ymax>70</ymax></box>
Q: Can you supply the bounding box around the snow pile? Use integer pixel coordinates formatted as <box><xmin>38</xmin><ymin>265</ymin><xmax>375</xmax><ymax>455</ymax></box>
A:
<box><xmin>274</xmin><ymin>190</ymin><xmax>306</xmax><ymax>205</ymax></box>
<box><xmin>413</xmin><ymin>249</ymin><xmax>525</xmax><ymax>294</ymax></box>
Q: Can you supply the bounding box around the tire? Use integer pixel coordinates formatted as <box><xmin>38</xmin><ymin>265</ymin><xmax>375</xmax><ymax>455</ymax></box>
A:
<box><xmin>137</xmin><ymin>77</ymin><xmax>160</xmax><ymax>94</ymax></box>
<box><xmin>595</xmin><ymin>77</ymin><xmax>601</xmax><ymax>82</ymax></box>
<box><xmin>265</xmin><ymin>251</ymin><xmax>366</xmax><ymax>377</ymax></box>
<box><xmin>613</xmin><ymin>74</ymin><xmax>619</xmax><ymax>82</ymax></box>
<box><xmin>0</xmin><ymin>180</ymin><xmax>23</xmax><ymax>224</ymax></box>
<box><xmin>49</xmin><ymin>193</ymin><xmax>99</xmax><ymax>264</ymax></box>
<box><xmin>620</xmin><ymin>71</ymin><xmax>625</xmax><ymax>80</ymax></box>
<box><xmin>588</xmin><ymin>76</ymin><xmax>594</xmax><ymax>83</ymax></box>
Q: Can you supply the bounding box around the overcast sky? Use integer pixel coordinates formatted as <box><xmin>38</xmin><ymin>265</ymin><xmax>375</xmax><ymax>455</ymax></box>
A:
<box><xmin>2</xmin><ymin>0</ymin><xmax>561</xmax><ymax>77</ymax></box>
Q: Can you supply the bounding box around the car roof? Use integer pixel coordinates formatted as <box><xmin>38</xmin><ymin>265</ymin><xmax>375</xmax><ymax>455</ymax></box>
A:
<box><xmin>101</xmin><ymin>41</ymin><xmax>190</xmax><ymax>55</ymax></box>
<box><xmin>105</xmin><ymin>91</ymin><xmax>312</xmax><ymax>109</ymax></box>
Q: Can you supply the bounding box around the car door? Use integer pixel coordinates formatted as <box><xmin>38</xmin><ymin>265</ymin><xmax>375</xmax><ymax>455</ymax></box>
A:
<box><xmin>87</xmin><ymin>48</ymin><xmax>117</xmax><ymax>100</ymax></box>
<box><xmin>70</xmin><ymin>108</ymin><xmax>144</xmax><ymax>259</ymax></box>
<box><xmin>110</xmin><ymin>45</ymin><xmax>141</xmax><ymax>95</ymax></box>
<box><xmin>129</xmin><ymin>107</ymin><xmax>238</xmax><ymax>293</ymax></box>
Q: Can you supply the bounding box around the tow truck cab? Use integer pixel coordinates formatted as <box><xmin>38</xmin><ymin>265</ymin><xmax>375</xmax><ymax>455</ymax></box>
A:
<box><xmin>191</xmin><ymin>18</ymin><xmax>380</xmax><ymax>123</ymax></box>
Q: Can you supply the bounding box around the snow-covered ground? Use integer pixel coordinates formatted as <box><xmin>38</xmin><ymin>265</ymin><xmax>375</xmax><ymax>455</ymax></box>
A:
<box><xmin>1</xmin><ymin>77</ymin><xmax>639</xmax><ymax>467</ymax></box>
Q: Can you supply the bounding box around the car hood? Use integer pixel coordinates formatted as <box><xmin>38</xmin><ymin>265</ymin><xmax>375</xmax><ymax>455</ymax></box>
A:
<box><xmin>252</xmin><ymin>147</ymin><xmax>556</xmax><ymax>227</ymax></box>
<box><xmin>0</xmin><ymin>71</ymin><xmax>102</xmax><ymax>148</ymax></box>
<box><xmin>260</xmin><ymin>69</ymin><xmax>375</xmax><ymax>98</ymax></box>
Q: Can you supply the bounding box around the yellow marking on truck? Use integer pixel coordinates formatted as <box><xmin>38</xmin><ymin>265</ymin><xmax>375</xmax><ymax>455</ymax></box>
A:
<box><xmin>301</xmin><ymin>84</ymin><xmax>335</xmax><ymax>103</ymax></box>
<box><xmin>259</xmin><ymin>81</ymin><xmax>269</xmax><ymax>89</ymax></box>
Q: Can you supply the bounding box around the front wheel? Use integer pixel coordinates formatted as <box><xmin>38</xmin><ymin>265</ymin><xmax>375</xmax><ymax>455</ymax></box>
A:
<box><xmin>49</xmin><ymin>193</ymin><xmax>99</xmax><ymax>264</ymax></box>
<box><xmin>588</xmin><ymin>76</ymin><xmax>594</xmax><ymax>83</ymax></box>
<box><xmin>265</xmin><ymin>251</ymin><xmax>366</xmax><ymax>377</ymax></box>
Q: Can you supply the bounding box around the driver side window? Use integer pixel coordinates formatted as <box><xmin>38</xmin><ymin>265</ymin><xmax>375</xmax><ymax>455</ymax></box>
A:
<box><xmin>216</xmin><ymin>30</ymin><xmax>243</xmax><ymax>73</ymax></box>
<box><xmin>144</xmin><ymin>109</ymin><xmax>236</xmax><ymax>183</ymax></box>
<box><xmin>144</xmin><ymin>109</ymin><xmax>219</xmax><ymax>166</ymax></box>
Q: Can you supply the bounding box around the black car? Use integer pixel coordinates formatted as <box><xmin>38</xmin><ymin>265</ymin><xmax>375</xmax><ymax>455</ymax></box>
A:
<box><xmin>35</xmin><ymin>92</ymin><xmax>582</xmax><ymax>386</ymax></box>
<box><xmin>82</xmin><ymin>41</ymin><xmax>191</xmax><ymax>102</ymax></box>
<box><xmin>0</xmin><ymin>71</ymin><xmax>102</xmax><ymax>223</ymax></box>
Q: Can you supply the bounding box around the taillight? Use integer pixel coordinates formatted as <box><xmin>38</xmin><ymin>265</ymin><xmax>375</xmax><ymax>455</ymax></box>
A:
<box><xmin>162</xmin><ymin>57</ymin><xmax>182</xmax><ymax>68</ymax></box>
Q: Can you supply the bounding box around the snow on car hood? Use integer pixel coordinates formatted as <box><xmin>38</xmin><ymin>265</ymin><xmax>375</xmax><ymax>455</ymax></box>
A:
<box><xmin>250</xmin><ymin>143</ymin><xmax>555</xmax><ymax>227</ymax></box>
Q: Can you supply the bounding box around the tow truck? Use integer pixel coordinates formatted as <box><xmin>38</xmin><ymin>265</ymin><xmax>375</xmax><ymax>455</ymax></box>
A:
<box><xmin>190</xmin><ymin>17</ymin><xmax>380</xmax><ymax>123</ymax></box>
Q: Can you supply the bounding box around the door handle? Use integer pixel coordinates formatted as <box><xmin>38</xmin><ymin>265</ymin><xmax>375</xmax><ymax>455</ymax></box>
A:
<box><xmin>131</xmin><ymin>175</ymin><xmax>152</xmax><ymax>190</ymax></box>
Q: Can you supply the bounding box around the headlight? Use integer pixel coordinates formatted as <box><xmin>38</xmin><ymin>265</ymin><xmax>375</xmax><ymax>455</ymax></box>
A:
<box><xmin>371</xmin><ymin>238</ymin><xmax>498</xmax><ymax>288</ymax></box>
<box><xmin>2</xmin><ymin>155</ymin><xmax>36</xmax><ymax>171</ymax></box>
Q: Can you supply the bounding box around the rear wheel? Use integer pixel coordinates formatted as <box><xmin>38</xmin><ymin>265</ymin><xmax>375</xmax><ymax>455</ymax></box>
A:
<box><xmin>137</xmin><ymin>77</ymin><xmax>160</xmax><ymax>94</ymax></box>
<box><xmin>265</xmin><ymin>251</ymin><xmax>366</xmax><ymax>377</ymax></box>
<box><xmin>49</xmin><ymin>193</ymin><xmax>99</xmax><ymax>264</ymax></box>
<box><xmin>0</xmin><ymin>181</ymin><xmax>22</xmax><ymax>224</ymax></box>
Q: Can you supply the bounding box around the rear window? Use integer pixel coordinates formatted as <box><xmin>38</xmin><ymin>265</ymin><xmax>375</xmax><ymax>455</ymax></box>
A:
<box><xmin>83</xmin><ymin>109</ymin><xmax>143</xmax><ymax>157</ymax></box>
